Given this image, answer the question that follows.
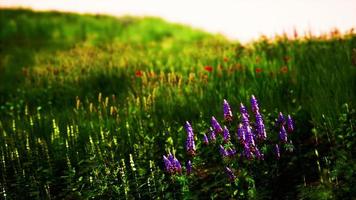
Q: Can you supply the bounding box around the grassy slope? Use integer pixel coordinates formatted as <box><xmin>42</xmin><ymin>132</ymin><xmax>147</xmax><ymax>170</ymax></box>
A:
<box><xmin>0</xmin><ymin>8</ymin><xmax>355</xmax><ymax>199</ymax></box>
<box><xmin>1</xmin><ymin>9</ymin><xmax>355</xmax><ymax>121</ymax></box>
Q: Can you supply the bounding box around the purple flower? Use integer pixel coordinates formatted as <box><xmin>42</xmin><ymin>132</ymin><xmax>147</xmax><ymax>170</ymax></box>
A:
<box><xmin>203</xmin><ymin>133</ymin><xmax>209</xmax><ymax>145</ymax></box>
<box><xmin>277</xmin><ymin>112</ymin><xmax>285</xmax><ymax>127</ymax></box>
<box><xmin>168</xmin><ymin>153</ymin><xmax>175</xmax><ymax>163</ymax></box>
<box><xmin>279</xmin><ymin>125</ymin><xmax>287</xmax><ymax>143</ymax></box>
<box><xmin>223</xmin><ymin>99</ymin><xmax>233</xmax><ymax>121</ymax></box>
<box><xmin>173</xmin><ymin>157</ymin><xmax>182</xmax><ymax>174</ymax></box>
<box><xmin>225</xmin><ymin>167</ymin><xmax>236</xmax><ymax>181</ymax></box>
<box><xmin>186</xmin><ymin>160</ymin><xmax>192</xmax><ymax>175</ymax></box>
<box><xmin>255</xmin><ymin>112</ymin><xmax>263</xmax><ymax>122</ymax></box>
<box><xmin>163</xmin><ymin>154</ymin><xmax>182</xmax><ymax>174</ymax></box>
<box><xmin>250</xmin><ymin>95</ymin><xmax>259</xmax><ymax>114</ymax></box>
<box><xmin>209</xmin><ymin>127</ymin><xmax>216</xmax><ymax>142</ymax></box>
<box><xmin>211</xmin><ymin>116</ymin><xmax>223</xmax><ymax>133</ymax></box>
<box><xmin>241</xmin><ymin>112</ymin><xmax>250</xmax><ymax>126</ymax></box>
<box><xmin>256</xmin><ymin>122</ymin><xmax>266</xmax><ymax>140</ymax></box>
<box><xmin>255</xmin><ymin>146</ymin><xmax>264</xmax><ymax>160</ymax></box>
<box><xmin>184</xmin><ymin>122</ymin><xmax>196</xmax><ymax>155</ymax></box>
<box><xmin>223</xmin><ymin>126</ymin><xmax>231</xmax><ymax>143</ymax></box>
<box><xmin>275</xmin><ymin>144</ymin><xmax>281</xmax><ymax>159</ymax></box>
<box><xmin>255</xmin><ymin>112</ymin><xmax>266</xmax><ymax>140</ymax></box>
<box><xmin>186</xmin><ymin>133</ymin><xmax>196</xmax><ymax>156</ymax></box>
<box><xmin>226</xmin><ymin>147</ymin><xmax>237</xmax><ymax>157</ymax></box>
<box><xmin>244</xmin><ymin>125</ymin><xmax>255</xmax><ymax>147</ymax></box>
<box><xmin>237</xmin><ymin>124</ymin><xmax>246</xmax><ymax>143</ymax></box>
<box><xmin>287</xmin><ymin>115</ymin><xmax>294</xmax><ymax>133</ymax></box>
<box><xmin>243</xmin><ymin>143</ymin><xmax>253</xmax><ymax>159</ymax></box>
<box><xmin>219</xmin><ymin>145</ymin><xmax>228</xmax><ymax>157</ymax></box>
<box><xmin>163</xmin><ymin>155</ymin><xmax>173</xmax><ymax>174</ymax></box>
<box><xmin>240</xmin><ymin>103</ymin><xmax>249</xmax><ymax>118</ymax></box>
<box><xmin>185</xmin><ymin>137</ymin><xmax>195</xmax><ymax>156</ymax></box>
<box><xmin>185</xmin><ymin>121</ymin><xmax>194</xmax><ymax>136</ymax></box>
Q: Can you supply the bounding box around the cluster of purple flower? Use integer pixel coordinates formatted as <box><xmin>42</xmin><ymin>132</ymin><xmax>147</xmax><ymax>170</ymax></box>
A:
<box><xmin>163</xmin><ymin>95</ymin><xmax>295</xmax><ymax>181</ymax></box>
<box><xmin>219</xmin><ymin>145</ymin><xmax>237</xmax><ymax>157</ymax></box>
<box><xmin>237</xmin><ymin>96</ymin><xmax>266</xmax><ymax>160</ymax></box>
<box><xmin>163</xmin><ymin>153</ymin><xmax>182</xmax><ymax>175</ymax></box>
<box><xmin>162</xmin><ymin>121</ymin><xmax>196</xmax><ymax>176</ymax></box>
<box><xmin>277</xmin><ymin>112</ymin><xmax>294</xmax><ymax>143</ymax></box>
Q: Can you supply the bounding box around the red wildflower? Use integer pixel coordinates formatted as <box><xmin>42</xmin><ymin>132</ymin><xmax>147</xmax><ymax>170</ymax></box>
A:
<box><xmin>204</xmin><ymin>66</ymin><xmax>213</xmax><ymax>72</ymax></box>
<box><xmin>280</xmin><ymin>66</ymin><xmax>288</xmax><ymax>74</ymax></box>
<box><xmin>224</xmin><ymin>57</ymin><xmax>229</xmax><ymax>62</ymax></box>
<box><xmin>255</xmin><ymin>68</ymin><xmax>262</xmax><ymax>73</ymax></box>
<box><xmin>135</xmin><ymin>70</ymin><xmax>143</xmax><ymax>77</ymax></box>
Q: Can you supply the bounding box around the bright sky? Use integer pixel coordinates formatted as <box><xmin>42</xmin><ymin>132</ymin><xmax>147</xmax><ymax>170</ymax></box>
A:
<box><xmin>1</xmin><ymin>0</ymin><xmax>356</xmax><ymax>42</ymax></box>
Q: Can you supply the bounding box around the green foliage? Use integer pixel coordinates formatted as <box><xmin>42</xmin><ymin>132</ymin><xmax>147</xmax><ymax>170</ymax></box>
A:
<box><xmin>0</xmin><ymin>8</ymin><xmax>355</xmax><ymax>199</ymax></box>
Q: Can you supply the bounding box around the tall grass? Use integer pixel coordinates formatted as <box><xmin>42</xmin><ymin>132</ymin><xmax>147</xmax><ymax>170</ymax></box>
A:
<box><xmin>0</xmin><ymin>8</ymin><xmax>355</xmax><ymax>199</ymax></box>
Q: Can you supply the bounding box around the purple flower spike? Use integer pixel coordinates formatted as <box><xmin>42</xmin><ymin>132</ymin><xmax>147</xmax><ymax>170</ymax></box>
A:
<box><xmin>185</xmin><ymin>121</ymin><xmax>196</xmax><ymax>156</ymax></box>
<box><xmin>240</xmin><ymin>103</ymin><xmax>249</xmax><ymax>117</ymax></box>
<box><xmin>241</xmin><ymin>113</ymin><xmax>250</xmax><ymax>126</ymax></box>
<box><xmin>186</xmin><ymin>139</ymin><xmax>196</xmax><ymax>156</ymax></box>
<box><xmin>209</xmin><ymin>127</ymin><xmax>216</xmax><ymax>142</ymax></box>
<box><xmin>163</xmin><ymin>155</ymin><xmax>173</xmax><ymax>173</ymax></box>
<box><xmin>243</xmin><ymin>143</ymin><xmax>253</xmax><ymax>159</ymax></box>
<box><xmin>164</xmin><ymin>154</ymin><xmax>184</xmax><ymax>175</ymax></box>
<box><xmin>255</xmin><ymin>112</ymin><xmax>267</xmax><ymax>140</ymax></box>
<box><xmin>211</xmin><ymin>116</ymin><xmax>223</xmax><ymax>133</ymax></box>
<box><xmin>219</xmin><ymin>145</ymin><xmax>228</xmax><ymax>157</ymax></box>
<box><xmin>255</xmin><ymin>146</ymin><xmax>264</xmax><ymax>160</ymax></box>
<box><xmin>186</xmin><ymin>133</ymin><xmax>196</xmax><ymax>156</ymax></box>
<box><xmin>225</xmin><ymin>167</ymin><xmax>236</xmax><ymax>181</ymax></box>
<box><xmin>237</xmin><ymin>124</ymin><xmax>246</xmax><ymax>143</ymax></box>
<box><xmin>203</xmin><ymin>133</ymin><xmax>209</xmax><ymax>145</ymax></box>
<box><xmin>256</xmin><ymin>122</ymin><xmax>266</xmax><ymax>140</ymax></box>
<box><xmin>223</xmin><ymin>126</ymin><xmax>231</xmax><ymax>143</ymax></box>
<box><xmin>255</xmin><ymin>112</ymin><xmax>263</xmax><ymax>122</ymax></box>
<box><xmin>185</xmin><ymin>121</ymin><xmax>194</xmax><ymax>136</ymax></box>
<box><xmin>168</xmin><ymin>153</ymin><xmax>175</xmax><ymax>163</ymax></box>
<box><xmin>250</xmin><ymin>95</ymin><xmax>259</xmax><ymax>114</ymax></box>
<box><xmin>227</xmin><ymin>148</ymin><xmax>237</xmax><ymax>157</ymax></box>
<box><xmin>275</xmin><ymin>144</ymin><xmax>281</xmax><ymax>159</ymax></box>
<box><xmin>173</xmin><ymin>157</ymin><xmax>182</xmax><ymax>174</ymax></box>
<box><xmin>277</xmin><ymin>112</ymin><xmax>285</xmax><ymax>127</ymax></box>
<box><xmin>186</xmin><ymin>160</ymin><xmax>192</xmax><ymax>175</ymax></box>
<box><xmin>279</xmin><ymin>125</ymin><xmax>287</xmax><ymax>143</ymax></box>
<box><xmin>223</xmin><ymin>99</ymin><xmax>233</xmax><ymax>121</ymax></box>
<box><xmin>244</xmin><ymin>126</ymin><xmax>255</xmax><ymax>147</ymax></box>
<box><xmin>287</xmin><ymin>115</ymin><xmax>294</xmax><ymax>133</ymax></box>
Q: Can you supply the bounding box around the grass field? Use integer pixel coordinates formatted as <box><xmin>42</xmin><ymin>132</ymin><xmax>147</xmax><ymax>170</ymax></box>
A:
<box><xmin>0</xmin><ymin>9</ymin><xmax>355</xmax><ymax>199</ymax></box>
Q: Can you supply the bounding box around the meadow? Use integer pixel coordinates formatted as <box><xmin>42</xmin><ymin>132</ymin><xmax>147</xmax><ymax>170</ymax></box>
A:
<box><xmin>0</xmin><ymin>9</ymin><xmax>355</xmax><ymax>199</ymax></box>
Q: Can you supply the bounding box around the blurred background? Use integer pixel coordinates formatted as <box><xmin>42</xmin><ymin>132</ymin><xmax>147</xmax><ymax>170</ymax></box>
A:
<box><xmin>2</xmin><ymin>0</ymin><xmax>356</xmax><ymax>42</ymax></box>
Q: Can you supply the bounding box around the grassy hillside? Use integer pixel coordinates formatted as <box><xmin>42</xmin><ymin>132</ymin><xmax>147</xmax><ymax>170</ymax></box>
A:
<box><xmin>0</xmin><ymin>9</ymin><xmax>355</xmax><ymax>199</ymax></box>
